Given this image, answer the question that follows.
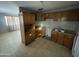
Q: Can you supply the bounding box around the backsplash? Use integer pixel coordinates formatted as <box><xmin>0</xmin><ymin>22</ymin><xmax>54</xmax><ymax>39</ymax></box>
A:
<box><xmin>36</xmin><ymin>19</ymin><xmax>79</xmax><ymax>37</ymax></box>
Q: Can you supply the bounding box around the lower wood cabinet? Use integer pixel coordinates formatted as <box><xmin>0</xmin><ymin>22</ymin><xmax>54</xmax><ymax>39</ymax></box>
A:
<box><xmin>63</xmin><ymin>34</ymin><xmax>74</xmax><ymax>49</ymax></box>
<box><xmin>51</xmin><ymin>31</ymin><xmax>58</xmax><ymax>42</ymax></box>
<box><xmin>57</xmin><ymin>32</ymin><xmax>64</xmax><ymax>45</ymax></box>
<box><xmin>51</xmin><ymin>31</ymin><xmax>75</xmax><ymax>49</ymax></box>
<box><xmin>25</xmin><ymin>30</ymin><xmax>35</xmax><ymax>45</ymax></box>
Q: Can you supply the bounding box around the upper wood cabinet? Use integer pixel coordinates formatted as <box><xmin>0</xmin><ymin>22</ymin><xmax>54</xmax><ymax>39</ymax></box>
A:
<box><xmin>36</xmin><ymin>13</ymin><xmax>46</xmax><ymax>21</ymax></box>
<box><xmin>23</xmin><ymin>12</ymin><xmax>35</xmax><ymax>25</ymax></box>
<box><xmin>42</xmin><ymin>9</ymin><xmax>79</xmax><ymax>21</ymax></box>
<box><xmin>61</xmin><ymin>10</ymin><xmax>79</xmax><ymax>21</ymax></box>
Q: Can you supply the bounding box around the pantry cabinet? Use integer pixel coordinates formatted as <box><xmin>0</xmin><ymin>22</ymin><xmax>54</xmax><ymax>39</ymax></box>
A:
<box><xmin>19</xmin><ymin>11</ymin><xmax>36</xmax><ymax>45</ymax></box>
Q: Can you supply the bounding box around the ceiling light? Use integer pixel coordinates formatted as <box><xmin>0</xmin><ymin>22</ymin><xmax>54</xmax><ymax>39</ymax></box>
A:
<box><xmin>38</xmin><ymin>8</ymin><xmax>43</xmax><ymax>11</ymax></box>
<box><xmin>38</xmin><ymin>1</ymin><xmax>44</xmax><ymax>11</ymax></box>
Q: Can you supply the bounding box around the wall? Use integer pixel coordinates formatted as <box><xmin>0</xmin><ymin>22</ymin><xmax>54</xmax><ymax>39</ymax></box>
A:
<box><xmin>0</xmin><ymin>1</ymin><xmax>19</xmax><ymax>33</ymax></box>
<box><xmin>19</xmin><ymin>12</ymin><xmax>25</xmax><ymax>44</ymax></box>
<box><xmin>76</xmin><ymin>23</ymin><xmax>79</xmax><ymax>32</ymax></box>
<box><xmin>36</xmin><ymin>20</ymin><xmax>78</xmax><ymax>37</ymax></box>
<box><xmin>36</xmin><ymin>9</ymin><xmax>79</xmax><ymax>37</ymax></box>
<box><xmin>0</xmin><ymin>1</ymin><xmax>19</xmax><ymax>16</ymax></box>
<box><xmin>0</xmin><ymin>13</ymin><xmax>8</xmax><ymax>33</ymax></box>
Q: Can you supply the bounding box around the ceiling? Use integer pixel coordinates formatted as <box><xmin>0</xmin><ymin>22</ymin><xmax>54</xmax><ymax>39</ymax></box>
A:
<box><xmin>0</xmin><ymin>1</ymin><xmax>19</xmax><ymax>15</ymax></box>
<box><xmin>13</xmin><ymin>1</ymin><xmax>79</xmax><ymax>12</ymax></box>
<box><xmin>0</xmin><ymin>1</ymin><xmax>79</xmax><ymax>15</ymax></box>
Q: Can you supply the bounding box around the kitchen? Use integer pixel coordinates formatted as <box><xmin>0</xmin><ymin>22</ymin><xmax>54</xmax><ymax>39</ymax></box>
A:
<box><xmin>0</xmin><ymin>1</ymin><xmax>79</xmax><ymax>57</ymax></box>
<box><xmin>19</xmin><ymin>4</ymin><xmax>79</xmax><ymax>56</ymax></box>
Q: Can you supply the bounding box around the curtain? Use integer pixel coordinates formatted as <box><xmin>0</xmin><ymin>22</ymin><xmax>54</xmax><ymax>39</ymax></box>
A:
<box><xmin>5</xmin><ymin>16</ymin><xmax>20</xmax><ymax>32</ymax></box>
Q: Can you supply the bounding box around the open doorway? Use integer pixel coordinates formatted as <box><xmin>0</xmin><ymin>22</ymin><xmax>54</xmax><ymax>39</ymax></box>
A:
<box><xmin>0</xmin><ymin>15</ymin><xmax>22</xmax><ymax>56</ymax></box>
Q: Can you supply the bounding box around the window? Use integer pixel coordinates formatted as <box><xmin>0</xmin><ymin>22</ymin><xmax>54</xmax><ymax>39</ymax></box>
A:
<box><xmin>5</xmin><ymin>16</ymin><xmax>20</xmax><ymax>31</ymax></box>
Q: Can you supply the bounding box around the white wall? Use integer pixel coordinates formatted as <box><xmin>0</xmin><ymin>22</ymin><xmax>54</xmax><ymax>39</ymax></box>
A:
<box><xmin>0</xmin><ymin>13</ymin><xmax>20</xmax><ymax>33</ymax></box>
<box><xmin>76</xmin><ymin>23</ymin><xmax>79</xmax><ymax>32</ymax></box>
<box><xmin>0</xmin><ymin>13</ymin><xmax>8</xmax><ymax>33</ymax></box>
<box><xmin>0</xmin><ymin>1</ymin><xmax>19</xmax><ymax>16</ymax></box>
<box><xmin>0</xmin><ymin>1</ymin><xmax>19</xmax><ymax>33</ymax></box>
<box><xmin>36</xmin><ymin>19</ymin><xmax>78</xmax><ymax>37</ymax></box>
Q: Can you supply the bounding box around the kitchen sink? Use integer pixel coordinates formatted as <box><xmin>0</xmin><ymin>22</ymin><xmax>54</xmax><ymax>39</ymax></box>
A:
<box><xmin>53</xmin><ymin>28</ymin><xmax>76</xmax><ymax>35</ymax></box>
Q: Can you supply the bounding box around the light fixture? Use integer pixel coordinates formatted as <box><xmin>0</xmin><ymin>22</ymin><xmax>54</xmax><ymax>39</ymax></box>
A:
<box><xmin>40</xmin><ymin>1</ymin><xmax>43</xmax><ymax>3</ymax></box>
<box><xmin>38</xmin><ymin>1</ymin><xmax>44</xmax><ymax>11</ymax></box>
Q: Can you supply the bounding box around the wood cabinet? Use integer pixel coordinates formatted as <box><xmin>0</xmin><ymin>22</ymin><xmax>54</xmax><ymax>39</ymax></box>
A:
<box><xmin>20</xmin><ymin>11</ymin><xmax>36</xmax><ymax>45</ymax></box>
<box><xmin>63</xmin><ymin>33</ymin><xmax>74</xmax><ymax>49</ymax></box>
<box><xmin>51</xmin><ymin>31</ymin><xmax>75</xmax><ymax>49</ymax></box>
<box><xmin>51</xmin><ymin>32</ymin><xmax>64</xmax><ymax>45</ymax></box>
<box><xmin>61</xmin><ymin>10</ymin><xmax>79</xmax><ymax>21</ymax></box>
<box><xmin>25</xmin><ymin>29</ymin><xmax>35</xmax><ymax>45</ymax></box>
<box><xmin>23</xmin><ymin>12</ymin><xmax>35</xmax><ymax>25</ymax></box>
<box><xmin>42</xmin><ymin>9</ymin><xmax>79</xmax><ymax>21</ymax></box>
<box><xmin>51</xmin><ymin>31</ymin><xmax>58</xmax><ymax>42</ymax></box>
<box><xmin>36</xmin><ymin>13</ymin><xmax>46</xmax><ymax>21</ymax></box>
<box><xmin>57</xmin><ymin>32</ymin><xmax>64</xmax><ymax>45</ymax></box>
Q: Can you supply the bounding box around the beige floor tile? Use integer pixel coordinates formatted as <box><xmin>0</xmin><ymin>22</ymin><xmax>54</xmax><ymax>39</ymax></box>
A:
<box><xmin>0</xmin><ymin>30</ymin><xmax>72</xmax><ymax>57</ymax></box>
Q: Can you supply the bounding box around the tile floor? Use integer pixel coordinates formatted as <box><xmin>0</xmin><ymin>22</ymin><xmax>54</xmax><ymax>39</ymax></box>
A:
<box><xmin>0</xmin><ymin>30</ymin><xmax>72</xmax><ymax>57</ymax></box>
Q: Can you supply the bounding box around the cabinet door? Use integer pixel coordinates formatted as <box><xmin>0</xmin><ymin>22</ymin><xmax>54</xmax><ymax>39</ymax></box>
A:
<box><xmin>25</xmin><ymin>33</ymin><xmax>31</xmax><ymax>45</ymax></box>
<box><xmin>57</xmin><ymin>32</ymin><xmax>64</xmax><ymax>45</ymax></box>
<box><xmin>23</xmin><ymin>13</ymin><xmax>29</xmax><ymax>24</ymax></box>
<box><xmin>23</xmin><ymin>12</ymin><xmax>35</xmax><ymax>25</ymax></box>
<box><xmin>30</xmin><ymin>14</ymin><xmax>35</xmax><ymax>24</ymax></box>
<box><xmin>25</xmin><ymin>32</ymin><xmax>35</xmax><ymax>45</ymax></box>
<box><xmin>51</xmin><ymin>32</ymin><xmax>58</xmax><ymax>42</ymax></box>
<box><xmin>62</xmin><ymin>10</ymin><xmax>79</xmax><ymax>21</ymax></box>
<box><xmin>64</xmin><ymin>34</ymin><xmax>74</xmax><ymax>49</ymax></box>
